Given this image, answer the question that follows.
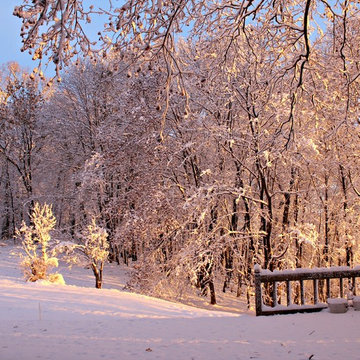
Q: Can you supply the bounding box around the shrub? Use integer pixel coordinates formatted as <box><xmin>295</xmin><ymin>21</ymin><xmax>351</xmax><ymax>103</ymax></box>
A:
<box><xmin>56</xmin><ymin>218</ymin><xmax>109</xmax><ymax>288</ymax></box>
<box><xmin>16</xmin><ymin>203</ymin><xmax>62</xmax><ymax>283</ymax></box>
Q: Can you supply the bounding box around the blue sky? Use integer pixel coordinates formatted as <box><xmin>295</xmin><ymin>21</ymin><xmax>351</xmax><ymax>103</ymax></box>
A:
<box><xmin>1</xmin><ymin>1</ymin><xmax>329</xmax><ymax>75</ymax></box>
<box><xmin>0</xmin><ymin>3</ymin><xmax>35</xmax><ymax>70</ymax></box>
<box><xmin>0</xmin><ymin>2</ymin><xmax>113</xmax><ymax>76</ymax></box>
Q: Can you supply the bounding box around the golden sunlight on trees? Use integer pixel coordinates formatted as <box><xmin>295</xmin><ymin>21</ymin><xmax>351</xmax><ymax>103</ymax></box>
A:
<box><xmin>16</xmin><ymin>202</ymin><xmax>63</xmax><ymax>284</ymax></box>
<box><xmin>81</xmin><ymin>219</ymin><xmax>109</xmax><ymax>289</ymax></box>
<box><xmin>3</xmin><ymin>1</ymin><xmax>360</xmax><ymax>307</ymax></box>
<box><xmin>0</xmin><ymin>63</ymin><xmax>46</xmax><ymax>237</ymax></box>
<box><xmin>12</xmin><ymin>0</ymin><xmax>360</xmax><ymax>153</ymax></box>
<box><xmin>56</xmin><ymin>218</ymin><xmax>109</xmax><ymax>289</ymax></box>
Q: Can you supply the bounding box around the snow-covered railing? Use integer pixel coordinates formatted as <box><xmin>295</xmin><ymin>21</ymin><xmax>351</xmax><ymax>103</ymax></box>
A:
<box><xmin>254</xmin><ymin>264</ymin><xmax>360</xmax><ymax>316</ymax></box>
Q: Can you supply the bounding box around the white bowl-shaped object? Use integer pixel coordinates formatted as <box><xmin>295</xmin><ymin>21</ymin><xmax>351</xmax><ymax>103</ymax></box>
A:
<box><xmin>327</xmin><ymin>298</ymin><xmax>348</xmax><ymax>313</ymax></box>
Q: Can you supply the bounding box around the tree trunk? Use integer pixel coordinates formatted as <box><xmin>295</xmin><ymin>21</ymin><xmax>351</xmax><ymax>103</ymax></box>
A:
<box><xmin>339</xmin><ymin>165</ymin><xmax>353</xmax><ymax>266</ymax></box>
<box><xmin>293</xmin><ymin>191</ymin><xmax>302</xmax><ymax>268</ymax></box>
<box><xmin>222</xmin><ymin>246</ymin><xmax>233</xmax><ymax>293</ymax></box>
<box><xmin>209</xmin><ymin>278</ymin><xmax>216</xmax><ymax>305</ymax></box>
<box><xmin>92</xmin><ymin>263</ymin><xmax>103</xmax><ymax>289</ymax></box>
<box><xmin>323</xmin><ymin>173</ymin><xmax>329</xmax><ymax>265</ymax></box>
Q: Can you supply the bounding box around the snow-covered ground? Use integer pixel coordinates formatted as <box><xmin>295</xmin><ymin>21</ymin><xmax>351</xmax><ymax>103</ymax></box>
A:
<box><xmin>1</xmin><ymin>244</ymin><xmax>359</xmax><ymax>360</ymax></box>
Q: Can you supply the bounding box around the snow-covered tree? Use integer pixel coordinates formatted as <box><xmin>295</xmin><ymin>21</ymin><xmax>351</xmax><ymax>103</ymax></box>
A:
<box><xmin>0</xmin><ymin>63</ymin><xmax>45</xmax><ymax>235</ymax></box>
<box><xmin>57</xmin><ymin>218</ymin><xmax>109</xmax><ymax>289</ymax></box>
<box><xmin>16</xmin><ymin>202</ymin><xmax>63</xmax><ymax>283</ymax></box>
<box><xmin>6</xmin><ymin>1</ymin><xmax>360</xmax><ymax>308</ymax></box>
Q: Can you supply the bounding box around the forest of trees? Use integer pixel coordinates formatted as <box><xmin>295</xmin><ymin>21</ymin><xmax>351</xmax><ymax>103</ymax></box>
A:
<box><xmin>2</xmin><ymin>0</ymin><xmax>360</xmax><ymax>306</ymax></box>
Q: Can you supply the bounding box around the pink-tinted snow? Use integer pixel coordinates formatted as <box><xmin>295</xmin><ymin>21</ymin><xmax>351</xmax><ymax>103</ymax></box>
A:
<box><xmin>0</xmin><ymin>245</ymin><xmax>359</xmax><ymax>360</ymax></box>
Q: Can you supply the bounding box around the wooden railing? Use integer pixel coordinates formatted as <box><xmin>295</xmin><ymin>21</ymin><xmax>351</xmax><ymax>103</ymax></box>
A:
<box><xmin>254</xmin><ymin>264</ymin><xmax>360</xmax><ymax>316</ymax></box>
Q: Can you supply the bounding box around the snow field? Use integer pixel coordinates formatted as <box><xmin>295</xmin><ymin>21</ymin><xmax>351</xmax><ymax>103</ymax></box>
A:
<box><xmin>1</xmin><ymin>245</ymin><xmax>360</xmax><ymax>360</ymax></box>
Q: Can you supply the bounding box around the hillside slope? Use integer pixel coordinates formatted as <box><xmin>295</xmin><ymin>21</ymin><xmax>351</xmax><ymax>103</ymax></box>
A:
<box><xmin>0</xmin><ymin>245</ymin><xmax>359</xmax><ymax>360</ymax></box>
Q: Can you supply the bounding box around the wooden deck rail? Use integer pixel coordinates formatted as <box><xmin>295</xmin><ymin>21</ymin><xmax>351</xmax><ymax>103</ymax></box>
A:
<box><xmin>254</xmin><ymin>264</ymin><xmax>360</xmax><ymax>316</ymax></box>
